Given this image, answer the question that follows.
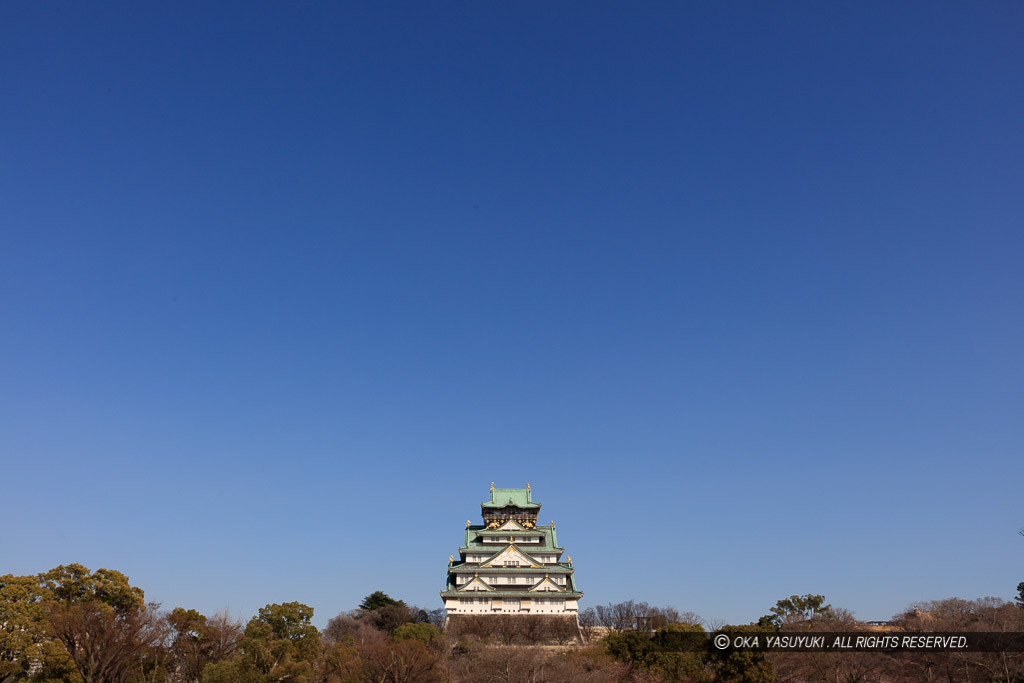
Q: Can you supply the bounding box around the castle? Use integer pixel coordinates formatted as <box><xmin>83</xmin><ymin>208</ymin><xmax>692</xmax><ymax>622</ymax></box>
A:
<box><xmin>441</xmin><ymin>483</ymin><xmax>582</xmax><ymax>616</ymax></box>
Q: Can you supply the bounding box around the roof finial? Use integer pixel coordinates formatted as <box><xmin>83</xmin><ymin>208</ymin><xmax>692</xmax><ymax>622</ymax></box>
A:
<box><xmin>551</xmin><ymin>520</ymin><xmax>555</xmax><ymax>528</ymax></box>
<box><xmin>526</xmin><ymin>482</ymin><xmax>530</xmax><ymax>490</ymax></box>
<box><xmin>466</xmin><ymin>520</ymin><xmax>471</xmax><ymax>528</ymax></box>
<box><xmin>490</xmin><ymin>481</ymin><xmax>494</xmax><ymax>490</ymax></box>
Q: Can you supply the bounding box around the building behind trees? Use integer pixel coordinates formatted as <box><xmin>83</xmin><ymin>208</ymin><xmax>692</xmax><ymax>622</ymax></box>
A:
<box><xmin>441</xmin><ymin>484</ymin><xmax>583</xmax><ymax>643</ymax></box>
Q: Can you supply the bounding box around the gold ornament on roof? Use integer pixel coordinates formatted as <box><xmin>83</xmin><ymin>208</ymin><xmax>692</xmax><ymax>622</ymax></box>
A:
<box><xmin>526</xmin><ymin>482</ymin><xmax>530</xmax><ymax>490</ymax></box>
<box><xmin>466</xmin><ymin>520</ymin><xmax>471</xmax><ymax>528</ymax></box>
<box><xmin>491</xmin><ymin>482</ymin><xmax>494</xmax><ymax>490</ymax></box>
<box><xmin>449</xmin><ymin>555</ymin><xmax>453</xmax><ymax>563</ymax></box>
<box><xmin>551</xmin><ymin>520</ymin><xmax>555</xmax><ymax>528</ymax></box>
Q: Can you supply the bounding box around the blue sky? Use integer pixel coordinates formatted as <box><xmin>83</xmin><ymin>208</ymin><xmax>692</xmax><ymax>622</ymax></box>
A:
<box><xmin>2</xmin><ymin>2</ymin><xmax>1022</xmax><ymax>627</ymax></box>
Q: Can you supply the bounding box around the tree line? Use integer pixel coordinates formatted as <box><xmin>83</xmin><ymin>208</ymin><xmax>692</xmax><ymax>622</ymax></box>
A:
<box><xmin>3</xmin><ymin>564</ymin><xmax>1024</xmax><ymax>682</ymax></box>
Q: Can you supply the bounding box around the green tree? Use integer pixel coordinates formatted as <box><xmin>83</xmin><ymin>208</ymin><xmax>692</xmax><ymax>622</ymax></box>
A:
<box><xmin>763</xmin><ymin>594</ymin><xmax>832</xmax><ymax>627</ymax></box>
<box><xmin>167</xmin><ymin>607</ymin><xmax>242</xmax><ymax>683</ymax></box>
<box><xmin>650</xmin><ymin>623</ymin><xmax>708</xmax><ymax>682</ymax></box>
<box><xmin>356</xmin><ymin>593</ymin><xmax>416</xmax><ymax>633</ymax></box>
<box><xmin>0</xmin><ymin>574</ymin><xmax>53</xmax><ymax>681</ymax></box>
<box><xmin>392</xmin><ymin>623</ymin><xmax>442</xmax><ymax>646</ymax></box>
<box><xmin>604</xmin><ymin>630</ymin><xmax>655</xmax><ymax>669</ymax></box>
<box><xmin>41</xmin><ymin>565</ymin><xmax>158</xmax><ymax>683</ymax></box>
<box><xmin>41</xmin><ymin>564</ymin><xmax>145</xmax><ymax>612</ymax></box>
<box><xmin>203</xmin><ymin>602</ymin><xmax>320</xmax><ymax>683</ymax></box>
<box><xmin>359</xmin><ymin>591</ymin><xmax>405</xmax><ymax>611</ymax></box>
<box><xmin>1016</xmin><ymin>582</ymin><xmax>1024</xmax><ymax>608</ymax></box>
<box><xmin>707</xmin><ymin>625</ymin><xmax>776</xmax><ymax>683</ymax></box>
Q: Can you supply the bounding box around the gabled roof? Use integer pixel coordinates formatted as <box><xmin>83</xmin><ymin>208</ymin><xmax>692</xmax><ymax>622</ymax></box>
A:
<box><xmin>457</xmin><ymin>576</ymin><xmax>494</xmax><ymax>592</ymax></box>
<box><xmin>450</xmin><ymin>563</ymin><xmax>572</xmax><ymax>574</ymax></box>
<box><xmin>478</xmin><ymin>544</ymin><xmax>546</xmax><ymax>569</ymax></box>
<box><xmin>462</xmin><ymin>525</ymin><xmax>562</xmax><ymax>554</ymax></box>
<box><xmin>529</xmin><ymin>577</ymin><xmax>564</xmax><ymax>593</ymax></box>
<box><xmin>442</xmin><ymin>589</ymin><xmax>583</xmax><ymax>598</ymax></box>
<box><xmin>478</xmin><ymin>528</ymin><xmax>542</xmax><ymax>537</ymax></box>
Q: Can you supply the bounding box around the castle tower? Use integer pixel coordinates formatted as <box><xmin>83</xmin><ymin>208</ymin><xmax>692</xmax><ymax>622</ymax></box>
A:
<box><xmin>441</xmin><ymin>483</ymin><xmax>582</xmax><ymax>616</ymax></box>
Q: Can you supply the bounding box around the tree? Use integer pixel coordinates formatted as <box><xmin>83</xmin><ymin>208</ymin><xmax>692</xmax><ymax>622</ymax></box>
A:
<box><xmin>41</xmin><ymin>564</ymin><xmax>158</xmax><ymax>683</ymax></box>
<box><xmin>604</xmin><ymin>630</ymin><xmax>654</xmax><ymax>669</ymax></box>
<box><xmin>355</xmin><ymin>592</ymin><xmax>416</xmax><ymax>633</ymax></box>
<box><xmin>315</xmin><ymin>639</ymin><xmax>364</xmax><ymax>683</ymax></box>
<box><xmin>0</xmin><ymin>573</ymin><xmax>52</xmax><ymax>681</ymax></box>
<box><xmin>548</xmin><ymin>617</ymin><xmax>580</xmax><ymax>645</ymax></box>
<box><xmin>650</xmin><ymin>622</ymin><xmax>707</xmax><ymax>682</ymax></box>
<box><xmin>492</xmin><ymin>615</ymin><xmax>522</xmax><ymax>646</ymax></box>
<box><xmin>366</xmin><ymin>604</ymin><xmax>415</xmax><ymax>634</ymax></box>
<box><xmin>360</xmin><ymin>591</ymin><xmax>405</xmax><ymax>611</ymax></box>
<box><xmin>1016</xmin><ymin>582</ymin><xmax>1024</xmax><ymax>609</ymax></box>
<box><xmin>361</xmin><ymin>638</ymin><xmax>441</xmax><ymax>683</ymax></box>
<box><xmin>323</xmin><ymin>611</ymin><xmax>389</xmax><ymax>649</ymax></box>
<box><xmin>594</xmin><ymin>600</ymin><xmax>638</xmax><ymax>632</ymax></box>
<box><xmin>42</xmin><ymin>564</ymin><xmax>145</xmax><ymax>612</ymax></box>
<box><xmin>167</xmin><ymin>607</ymin><xmax>242</xmax><ymax>682</ymax></box>
<box><xmin>392</xmin><ymin>623</ymin><xmax>442</xmax><ymax>646</ymax></box>
<box><xmin>888</xmin><ymin>597</ymin><xmax>1024</xmax><ymax>682</ymax></box>
<box><xmin>49</xmin><ymin>599</ymin><xmax>166</xmax><ymax>683</ymax></box>
<box><xmin>168</xmin><ymin>607</ymin><xmax>209</xmax><ymax>682</ymax></box>
<box><xmin>677</xmin><ymin>610</ymin><xmax>705</xmax><ymax>627</ymax></box>
<box><xmin>424</xmin><ymin>608</ymin><xmax>446</xmax><ymax>630</ymax></box>
<box><xmin>763</xmin><ymin>594</ymin><xmax>833</xmax><ymax>627</ymax></box>
<box><xmin>578</xmin><ymin>607</ymin><xmax>598</xmax><ymax>643</ymax></box>
<box><xmin>203</xmin><ymin>602</ymin><xmax>320</xmax><ymax>683</ymax></box>
<box><xmin>706</xmin><ymin>624</ymin><xmax>777</xmax><ymax>683</ymax></box>
<box><xmin>610</xmin><ymin>600</ymin><xmax>638</xmax><ymax>631</ymax></box>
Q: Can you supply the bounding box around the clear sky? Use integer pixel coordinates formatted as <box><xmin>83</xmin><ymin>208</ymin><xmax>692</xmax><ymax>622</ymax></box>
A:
<box><xmin>2</xmin><ymin>2</ymin><xmax>1022</xmax><ymax>628</ymax></box>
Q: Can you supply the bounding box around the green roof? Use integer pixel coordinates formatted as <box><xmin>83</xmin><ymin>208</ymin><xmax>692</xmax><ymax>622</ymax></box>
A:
<box><xmin>450</xmin><ymin>564</ymin><xmax>572</xmax><ymax>574</ymax></box>
<box><xmin>461</xmin><ymin>525</ymin><xmax>563</xmax><ymax>554</ymax></box>
<box><xmin>482</xmin><ymin>487</ymin><xmax>540</xmax><ymax>509</ymax></box>
<box><xmin>442</xmin><ymin>589</ymin><xmax>583</xmax><ymax>598</ymax></box>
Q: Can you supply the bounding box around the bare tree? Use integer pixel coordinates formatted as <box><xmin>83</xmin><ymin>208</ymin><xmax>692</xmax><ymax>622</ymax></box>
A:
<box><xmin>518</xmin><ymin>615</ymin><xmax>546</xmax><ymax>644</ymax></box>
<box><xmin>168</xmin><ymin>607</ymin><xmax>242</xmax><ymax>683</ymax></box>
<box><xmin>49</xmin><ymin>601</ymin><xmax>166</xmax><ymax>683</ymax></box>
<box><xmin>658</xmin><ymin>606</ymin><xmax>682</xmax><ymax>624</ymax></box>
<box><xmin>705</xmin><ymin>617</ymin><xmax>727</xmax><ymax>631</ymax></box>
<box><xmin>677</xmin><ymin>611</ymin><xmax>704</xmax><ymax>627</ymax></box>
<box><xmin>548</xmin><ymin>616</ymin><xmax>580</xmax><ymax>645</ymax></box>
<box><xmin>425</xmin><ymin>608</ymin><xmax>446</xmax><ymax>630</ymax></box>
<box><xmin>492</xmin><ymin>615</ymin><xmax>522</xmax><ymax>646</ymax></box>
<box><xmin>445</xmin><ymin>615</ymin><xmax>497</xmax><ymax>642</ymax></box>
<box><xmin>610</xmin><ymin>600</ymin><xmax>636</xmax><ymax>631</ymax></box>
<box><xmin>362</xmin><ymin>638</ymin><xmax>441</xmax><ymax>683</ymax></box>
<box><xmin>594</xmin><ymin>603</ymin><xmax>614</xmax><ymax>630</ymax></box>
<box><xmin>134</xmin><ymin>606</ymin><xmax>174</xmax><ymax>683</ymax></box>
<box><xmin>323</xmin><ymin>611</ymin><xmax>388</xmax><ymax>649</ymax></box>
<box><xmin>204</xmin><ymin>610</ymin><xmax>243</xmax><ymax>662</ymax></box>
<box><xmin>578</xmin><ymin>607</ymin><xmax>598</xmax><ymax>643</ymax></box>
